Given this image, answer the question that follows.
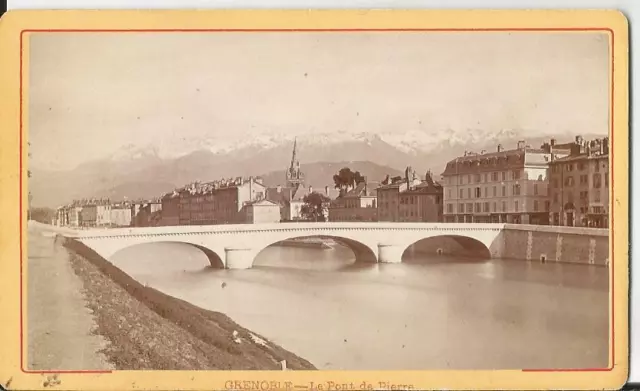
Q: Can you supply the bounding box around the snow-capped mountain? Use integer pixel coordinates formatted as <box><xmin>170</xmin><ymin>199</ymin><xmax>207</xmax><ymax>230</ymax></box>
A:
<box><xmin>30</xmin><ymin>129</ymin><xmax>597</xmax><ymax>208</ymax></box>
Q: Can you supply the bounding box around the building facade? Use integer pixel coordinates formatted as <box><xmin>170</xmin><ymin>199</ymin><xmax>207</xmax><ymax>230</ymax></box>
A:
<box><xmin>441</xmin><ymin>140</ymin><xmax>570</xmax><ymax>224</ymax></box>
<box><xmin>158</xmin><ymin>177</ymin><xmax>267</xmax><ymax>226</ymax></box>
<box><xmin>548</xmin><ymin>136</ymin><xmax>610</xmax><ymax>228</ymax></box>
<box><xmin>328</xmin><ymin>181</ymin><xmax>377</xmax><ymax>222</ymax></box>
<box><xmin>243</xmin><ymin>199</ymin><xmax>282</xmax><ymax>224</ymax></box>
<box><xmin>109</xmin><ymin>203</ymin><xmax>133</xmax><ymax>227</ymax></box>
<box><xmin>377</xmin><ymin>167</ymin><xmax>443</xmax><ymax>222</ymax></box>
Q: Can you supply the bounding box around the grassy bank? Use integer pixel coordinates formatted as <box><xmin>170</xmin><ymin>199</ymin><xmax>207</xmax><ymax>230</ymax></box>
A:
<box><xmin>63</xmin><ymin>238</ymin><xmax>316</xmax><ymax>370</ymax></box>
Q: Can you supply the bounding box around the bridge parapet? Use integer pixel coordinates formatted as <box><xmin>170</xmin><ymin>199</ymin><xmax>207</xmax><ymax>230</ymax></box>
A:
<box><xmin>68</xmin><ymin>222</ymin><xmax>507</xmax><ymax>269</ymax></box>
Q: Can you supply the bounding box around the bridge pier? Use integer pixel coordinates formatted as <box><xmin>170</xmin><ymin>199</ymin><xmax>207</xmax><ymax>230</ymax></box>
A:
<box><xmin>377</xmin><ymin>243</ymin><xmax>404</xmax><ymax>264</ymax></box>
<box><xmin>225</xmin><ymin>247</ymin><xmax>254</xmax><ymax>269</ymax></box>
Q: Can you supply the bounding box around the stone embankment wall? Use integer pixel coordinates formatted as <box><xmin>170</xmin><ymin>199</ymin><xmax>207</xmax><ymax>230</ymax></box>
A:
<box><xmin>408</xmin><ymin>224</ymin><xmax>609</xmax><ymax>266</ymax></box>
<box><xmin>499</xmin><ymin>224</ymin><xmax>609</xmax><ymax>266</ymax></box>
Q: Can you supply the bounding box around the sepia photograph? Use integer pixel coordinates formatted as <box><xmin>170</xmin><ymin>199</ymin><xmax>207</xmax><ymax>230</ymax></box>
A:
<box><xmin>0</xmin><ymin>10</ymin><xmax>626</xmax><ymax>390</ymax></box>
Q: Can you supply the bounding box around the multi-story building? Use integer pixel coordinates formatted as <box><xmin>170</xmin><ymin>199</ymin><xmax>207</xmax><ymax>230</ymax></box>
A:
<box><xmin>109</xmin><ymin>202</ymin><xmax>133</xmax><ymax>227</ymax></box>
<box><xmin>441</xmin><ymin>140</ymin><xmax>571</xmax><ymax>224</ymax></box>
<box><xmin>548</xmin><ymin>136</ymin><xmax>610</xmax><ymax>228</ymax></box>
<box><xmin>78</xmin><ymin>199</ymin><xmax>112</xmax><ymax>227</ymax></box>
<box><xmin>398</xmin><ymin>171</ymin><xmax>443</xmax><ymax>222</ymax></box>
<box><xmin>158</xmin><ymin>176</ymin><xmax>267</xmax><ymax>226</ymax></box>
<box><xmin>328</xmin><ymin>181</ymin><xmax>377</xmax><ymax>222</ymax></box>
<box><xmin>131</xmin><ymin>200</ymin><xmax>162</xmax><ymax>227</ymax></box>
<box><xmin>377</xmin><ymin>167</ymin><xmax>443</xmax><ymax>222</ymax></box>
<box><xmin>243</xmin><ymin>199</ymin><xmax>282</xmax><ymax>224</ymax></box>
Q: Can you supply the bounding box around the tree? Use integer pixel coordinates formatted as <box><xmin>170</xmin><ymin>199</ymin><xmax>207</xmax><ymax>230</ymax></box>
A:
<box><xmin>300</xmin><ymin>191</ymin><xmax>331</xmax><ymax>222</ymax></box>
<box><xmin>332</xmin><ymin>167</ymin><xmax>366</xmax><ymax>193</ymax></box>
<box><xmin>30</xmin><ymin>207</ymin><xmax>56</xmax><ymax>224</ymax></box>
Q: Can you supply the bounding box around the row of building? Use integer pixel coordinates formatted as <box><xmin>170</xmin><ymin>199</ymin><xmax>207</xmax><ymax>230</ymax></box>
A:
<box><xmin>54</xmin><ymin>134</ymin><xmax>610</xmax><ymax>229</ymax></box>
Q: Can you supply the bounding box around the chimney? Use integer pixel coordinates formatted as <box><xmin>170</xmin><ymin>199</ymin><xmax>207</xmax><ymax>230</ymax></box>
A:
<box><xmin>550</xmin><ymin>138</ymin><xmax>556</xmax><ymax>146</ymax></box>
<box><xmin>497</xmin><ymin>144</ymin><xmax>503</xmax><ymax>152</ymax></box>
<box><xmin>276</xmin><ymin>185</ymin><xmax>282</xmax><ymax>193</ymax></box>
<box><xmin>603</xmin><ymin>137</ymin><xmax>609</xmax><ymax>154</ymax></box>
<box><xmin>325</xmin><ymin>185</ymin><xmax>329</xmax><ymax>196</ymax></box>
<box><xmin>517</xmin><ymin>140</ymin><xmax>526</xmax><ymax>150</ymax></box>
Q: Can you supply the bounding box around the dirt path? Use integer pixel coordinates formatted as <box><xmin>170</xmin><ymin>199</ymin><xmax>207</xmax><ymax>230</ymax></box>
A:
<box><xmin>27</xmin><ymin>221</ymin><xmax>315</xmax><ymax>371</ymax></box>
<box><xmin>27</xmin><ymin>224</ymin><xmax>113</xmax><ymax>370</ymax></box>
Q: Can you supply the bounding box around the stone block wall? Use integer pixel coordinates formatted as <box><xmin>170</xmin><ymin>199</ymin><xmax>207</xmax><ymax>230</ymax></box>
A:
<box><xmin>500</xmin><ymin>224</ymin><xmax>609</xmax><ymax>265</ymax></box>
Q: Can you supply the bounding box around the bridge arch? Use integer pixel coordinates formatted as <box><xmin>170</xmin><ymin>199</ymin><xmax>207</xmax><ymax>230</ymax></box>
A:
<box><xmin>253</xmin><ymin>234</ymin><xmax>378</xmax><ymax>267</ymax></box>
<box><xmin>402</xmin><ymin>234</ymin><xmax>492</xmax><ymax>261</ymax></box>
<box><xmin>110</xmin><ymin>241</ymin><xmax>225</xmax><ymax>269</ymax></box>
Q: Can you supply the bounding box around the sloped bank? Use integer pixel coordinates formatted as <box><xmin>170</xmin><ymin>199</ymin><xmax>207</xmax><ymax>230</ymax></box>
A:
<box><xmin>63</xmin><ymin>238</ymin><xmax>316</xmax><ymax>370</ymax></box>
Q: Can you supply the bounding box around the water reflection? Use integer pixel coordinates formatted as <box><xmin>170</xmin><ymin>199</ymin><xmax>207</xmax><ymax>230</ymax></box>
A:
<box><xmin>109</xmin><ymin>241</ymin><xmax>609</xmax><ymax>370</ymax></box>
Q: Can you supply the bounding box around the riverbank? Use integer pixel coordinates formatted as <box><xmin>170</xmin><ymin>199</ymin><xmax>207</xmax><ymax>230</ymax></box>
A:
<box><xmin>28</xmin><ymin>221</ymin><xmax>315</xmax><ymax>370</ymax></box>
<box><xmin>62</xmin><ymin>238</ymin><xmax>316</xmax><ymax>370</ymax></box>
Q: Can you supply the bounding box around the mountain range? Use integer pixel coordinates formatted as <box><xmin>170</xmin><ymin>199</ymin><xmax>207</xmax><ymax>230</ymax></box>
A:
<box><xmin>29</xmin><ymin>131</ymin><xmax>602</xmax><ymax>208</ymax></box>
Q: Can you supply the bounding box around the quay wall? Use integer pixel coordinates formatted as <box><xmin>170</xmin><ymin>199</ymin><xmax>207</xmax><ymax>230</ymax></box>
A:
<box><xmin>411</xmin><ymin>224</ymin><xmax>609</xmax><ymax>266</ymax></box>
<box><xmin>499</xmin><ymin>224</ymin><xmax>609</xmax><ymax>266</ymax></box>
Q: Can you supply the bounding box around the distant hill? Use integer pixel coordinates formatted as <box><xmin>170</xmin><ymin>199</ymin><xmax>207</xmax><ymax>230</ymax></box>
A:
<box><xmin>29</xmin><ymin>133</ymin><xmax>601</xmax><ymax>208</ymax></box>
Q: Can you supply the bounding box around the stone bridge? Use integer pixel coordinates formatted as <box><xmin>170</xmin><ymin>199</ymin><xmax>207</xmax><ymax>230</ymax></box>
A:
<box><xmin>65</xmin><ymin>222</ymin><xmax>506</xmax><ymax>269</ymax></box>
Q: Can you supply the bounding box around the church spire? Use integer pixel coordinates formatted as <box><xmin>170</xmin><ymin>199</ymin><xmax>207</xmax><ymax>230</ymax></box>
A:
<box><xmin>286</xmin><ymin>138</ymin><xmax>304</xmax><ymax>188</ymax></box>
<box><xmin>290</xmin><ymin>137</ymin><xmax>298</xmax><ymax>172</ymax></box>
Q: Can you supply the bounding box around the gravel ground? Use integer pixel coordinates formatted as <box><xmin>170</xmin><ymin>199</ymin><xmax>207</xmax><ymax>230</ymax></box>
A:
<box><xmin>63</xmin><ymin>238</ymin><xmax>316</xmax><ymax>370</ymax></box>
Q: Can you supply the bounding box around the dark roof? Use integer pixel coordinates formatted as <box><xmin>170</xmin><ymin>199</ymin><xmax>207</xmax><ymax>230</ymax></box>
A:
<box><xmin>340</xmin><ymin>182</ymin><xmax>376</xmax><ymax>198</ymax></box>
<box><xmin>441</xmin><ymin>148</ymin><xmax>551</xmax><ymax>176</ymax></box>
<box><xmin>549</xmin><ymin>152</ymin><xmax>609</xmax><ymax>164</ymax></box>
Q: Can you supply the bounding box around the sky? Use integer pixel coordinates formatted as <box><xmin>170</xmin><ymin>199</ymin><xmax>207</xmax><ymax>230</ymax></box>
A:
<box><xmin>28</xmin><ymin>31</ymin><xmax>610</xmax><ymax>170</ymax></box>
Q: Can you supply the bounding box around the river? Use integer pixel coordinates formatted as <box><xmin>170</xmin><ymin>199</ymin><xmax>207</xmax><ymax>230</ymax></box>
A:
<box><xmin>109</xmin><ymin>242</ymin><xmax>609</xmax><ymax>370</ymax></box>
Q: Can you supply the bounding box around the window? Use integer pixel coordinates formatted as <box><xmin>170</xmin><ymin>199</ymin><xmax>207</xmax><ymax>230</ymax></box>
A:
<box><xmin>447</xmin><ymin>189</ymin><xmax>452</xmax><ymax>199</ymax></box>
<box><xmin>466</xmin><ymin>203</ymin><xmax>473</xmax><ymax>213</ymax></box>
<box><xmin>502</xmin><ymin>171</ymin><xmax>507</xmax><ymax>181</ymax></box>
<box><xmin>468</xmin><ymin>188</ymin><xmax>471</xmax><ymax>198</ymax></box>
<box><xmin>493</xmin><ymin>186</ymin><xmax>497</xmax><ymax>197</ymax></box>
<box><xmin>513</xmin><ymin>184</ymin><xmax>521</xmax><ymax>196</ymax></box>
<box><xmin>545</xmin><ymin>201</ymin><xmax>550</xmax><ymax>211</ymax></box>
<box><xmin>567</xmin><ymin>191</ymin><xmax>574</xmax><ymax>203</ymax></box>
<box><xmin>579</xmin><ymin>174</ymin><xmax>588</xmax><ymax>185</ymax></box>
<box><xmin>593</xmin><ymin>173</ymin><xmax>602</xmax><ymax>188</ymax></box>
<box><xmin>492</xmin><ymin>202</ymin><xmax>496</xmax><ymax>212</ymax></box>
<box><xmin>595</xmin><ymin>162</ymin><xmax>600</xmax><ymax>172</ymax></box>
<box><xmin>514</xmin><ymin>200</ymin><xmax>519</xmax><ymax>211</ymax></box>
<box><xmin>492</xmin><ymin>172</ymin><xmax>499</xmax><ymax>181</ymax></box>
<box><xmin>594</xmin><ymin>190</ymin><xmax>601</xmax><ymax>203</ymax></box>
<box><xmin>502</xmin><ymin>201</ymin><xmax>507</xmax><ymax>212</ymax></box>
<box><xmin>579</xmin><ymin>191</ymin><xmax>588</xmax><ymax>200</ymax></box>
<box><xmin>460</xmin><ymin>176</ymin><xmax>465</xmax><ymax>185</ymax></box>
<box><xmin>475</xmin><ymin>174</ymin><xmax>481</xmax><ymax>183</ymax></box>
<box><xmin>552</xmin><ymin>179</ymin><xmax>558</xmax><ymax>188</ymax></box>
<box><xmin>605</xmin><ymin>173</ymin><xmax>609</xmax><ymax>187</ymax></box>
<box><xmin>467</xmin><ymin>175</ymin><xmax>471</xmax><ymax>184</ymax></box>
<box><xmin>513</xmin><ymin>170</ymin><xmax>521</xmax><ymax>180</ymax></box>
<box><xmin>533</xmin><ymin>200</ymin><xmax>539</xmax><ymax>211</ymax></box>
<box><xmin>552</xmin><ymin>165</ymin><xmax>559</xmax><ymax>173</ymax></box>
<box><xmin>483</xmin><ymin>202</ymin><xmax>490</xmax><ymax>212</ymax></box>
<box><xmin>484</xmin><ymin>174</ymin><xmax>488</xmax><ymax>182</ymax></box>
<box><xmin>565</xmin><ymin>164</ymin><xmax>573</xmax><ymax>172</ymax></box>
<box><xmin>578</xmin><ymin>161</ymin><xmax>586</xmax><ymax>170</ymax></box>
<box><xmin>475</xmin><ymin>187</ymin><xmax>481</xmax><ymax>198</ymax></box>
<box><xmin>564</xmin><ymin>177</ymin><xmax>574</xmax><ymax>187</ymax></box>
<box><xmin>475</xmin><ymin>203</ymin><xmax>481</xmax><ymax>213</ymax></box>
<box><xmin>458</xmin><ymin>203</ymin><xmax>464</xmax><ymax>213</ymax></box>
<box><xmin>460</xmin><ymin>188</ymin><xmax>464</xmax><ymax>199</ymax></box>
<box><xmin>502</xmin><ymin>186</ymin><xmax>506</xmax><ymax>197</ymax></box>
<box><xmin>534</xmin><ymin>184</ymin><xmax>538</xmax><ymax>195</ymax></box>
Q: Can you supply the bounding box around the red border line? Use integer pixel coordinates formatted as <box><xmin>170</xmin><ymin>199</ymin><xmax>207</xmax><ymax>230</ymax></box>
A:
<box><xmin>19</xmin><ymin>27</ymin><xmax>616</xmax><ymax>374</ymax></box>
